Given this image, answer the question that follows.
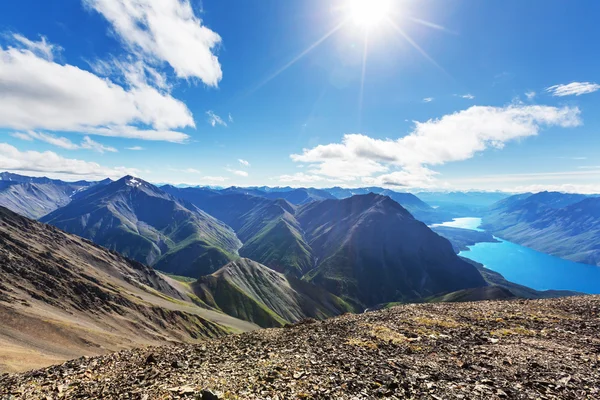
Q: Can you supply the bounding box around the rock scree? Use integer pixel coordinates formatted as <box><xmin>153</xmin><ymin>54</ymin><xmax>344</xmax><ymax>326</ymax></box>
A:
<box><xmin>1</xmin><ymin>295</ymin><xmax>599</xmax><ymax>399</ymax></box>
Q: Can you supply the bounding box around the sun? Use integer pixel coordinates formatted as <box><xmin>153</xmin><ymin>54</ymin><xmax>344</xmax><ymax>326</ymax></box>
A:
<box><xmin>348</xmin><ymin>0</ymin><xmax>392</xmax><ymax>28</ymax></box>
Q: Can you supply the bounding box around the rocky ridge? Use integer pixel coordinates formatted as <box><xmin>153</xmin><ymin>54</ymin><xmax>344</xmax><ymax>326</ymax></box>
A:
<box><xmin>2</xmin><ymin>295</ymin><xmax>598</xmax><ymax>399</ymax></box>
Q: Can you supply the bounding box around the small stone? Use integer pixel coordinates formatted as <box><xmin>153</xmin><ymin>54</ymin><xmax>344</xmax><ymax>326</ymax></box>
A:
<box><xmin>201</xmin><ymin>389</ymin><xmax>219</xmax><ymax>400</ymax></box>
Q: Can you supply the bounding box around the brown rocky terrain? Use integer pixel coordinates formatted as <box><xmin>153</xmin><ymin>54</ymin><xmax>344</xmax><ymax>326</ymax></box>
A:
<box><xmin>2</xmin><ymin>295</ymin><xmax>599</xmax><ymax>399</ymax></box>
<box><xmin>0</xmin><ymin>207</ymin><xmax>257</xmax><ymax>373</ymax></box>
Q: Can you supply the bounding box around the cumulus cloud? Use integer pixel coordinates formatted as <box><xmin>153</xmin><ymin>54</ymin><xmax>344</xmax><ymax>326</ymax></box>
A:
<box><xmin>0</xmin><ymin>40</ymin><xmax>194</xmax><ymax>142</ymax></box>
<box><xmin>206</xmin><ymin>111</ymin><xmax>227</xmax><ymax>127</ymax></box>
<box><xmin>238</xmin><ymin>159</ymin><xmax>250</xmax><ymax>167</ymax></box>
<box><xmin>12</xmin><ymin>131</ymin><xmax>117</xmax><ymax>153</ymax></box>
<box><xmin>83</xmin><ymin>0</ymin><xmax>222</xmax><ymax>86</ymax></box>
<box><xmin>291</xmin><ymin>104</ymin><xmax>581</xmax><ymax>187</ymax></box>
<box><xmin>422</xmin><ymin>97</ymin><xmax>434</xmax><ymax>103</ymax></box>
<box><xmin>0</xmin><ymin>143</ymin><xmax>137</xmax><ymax>180</ymax></box>
<box><xmin>546</xmin><ymin>82</ymin><xmax>600</xmax><ymax>97</ymax></box>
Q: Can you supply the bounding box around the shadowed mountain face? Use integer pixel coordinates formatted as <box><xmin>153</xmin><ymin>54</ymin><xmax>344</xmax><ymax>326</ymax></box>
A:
<box><xmin>0</xmin><ymin>173</ymin><xmax>99</xmax><ymax>219</ymax></box>
<box><xmin>193</xmin><ymin>258</ymin><xmax>355</xmax><ymax>328</ymax></box>
<box><xmin>483</xmin><ymin>192</ymin><xmax>600</xmax><ymax>266</ymax></box>
<box><xmin>0</xmin><ymin>206</ymin><xmax>258</xmax><ymax>373</ymax></box>
<box><xmin>297</xmin><ymin>194</ymin><xmax>487</xmax><ymax>306</ymax></box>
<box><xmin>164</xmin><ymin>187</ymin><xmax>487</xmax><ymax>306</ymax></box>
<box><xmin>41</xmin><ymin>177</ymin><xmax>242</xmax><ymax>277</ymax></box>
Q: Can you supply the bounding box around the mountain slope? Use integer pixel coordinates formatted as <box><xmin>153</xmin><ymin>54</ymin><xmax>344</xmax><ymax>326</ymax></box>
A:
<box><xmin>482</xmin><ymin>192</ymin><xmax>600</xmax><ymax>265</ymax></box>
<box><xmin>0</xmin><ymin>172</ymin><xmax>97</xmax><ymax>219</ymax></box>
<box><xmin>297</xmin><ymin>194</ymin><xmax>487</xmax><ymax>306</ymax></box>
<box><xmin>0</xmin><ymin>206</ymin><xmax>257</xmax><ymax>373</ymax></box>
<box><xmin>41</xmin><ymin>177</ymin><xmax>241</xmax><ymax>277</ymax></box>
<box><xmin>163</xmin><ymin>186</ymin><xmax>313</xmax><ymax>277</ymax></box>
<box><xmin>193</xmin><ymin>258</ymin><xmax>355</xmax><ymax>328</ymax></box>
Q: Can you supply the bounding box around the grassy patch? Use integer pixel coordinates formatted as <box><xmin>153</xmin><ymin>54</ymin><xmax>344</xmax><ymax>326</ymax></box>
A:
<box><xmin>346</xmin><ymin>338</ymin><xmax>378</xmax><ymax>350</ymax></box>
<box><xmin>491</xmin><ymin>327</ymin><xmax>536</xmax><ymax>336</ymax></box>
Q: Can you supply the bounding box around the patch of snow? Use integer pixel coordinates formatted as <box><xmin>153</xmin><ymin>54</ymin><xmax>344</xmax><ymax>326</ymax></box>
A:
<box><xmin>126</xmin><ymin>177</ymin><xmax>142</xmax><ymax>188</ymax></box>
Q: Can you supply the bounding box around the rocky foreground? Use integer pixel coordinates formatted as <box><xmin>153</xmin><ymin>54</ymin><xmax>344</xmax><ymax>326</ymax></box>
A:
<box><xmin>2</xmin><ymin>296</ymin><xmax>599</xmax><ymax>399</ymax></box>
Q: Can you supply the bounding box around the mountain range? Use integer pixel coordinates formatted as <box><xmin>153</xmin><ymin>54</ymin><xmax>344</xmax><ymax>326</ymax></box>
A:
<box><xmin>0</xmin><ymin>172</ymin><xmax>99</xmax><ymax>219</ymax></box>
<box><xmin>41</xmin><ymin>176</ymin><xmax>242</xmax><ymax>277</ymax></box>
<box><xmin>482</xmin><ymin>191</ymin><xmax>600</xmax><ymax>265</ymax></box>
<box><xmin>0</xmin><ymin>172</ymin><xmax>587</xmax><ymax>374</ymax></box>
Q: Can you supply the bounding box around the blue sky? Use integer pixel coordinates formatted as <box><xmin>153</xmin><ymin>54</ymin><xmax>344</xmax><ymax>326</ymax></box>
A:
<box><xmin>1</xmin><ymin>0</ymin><xmax>599</xmax><ymax>192</ymax></box>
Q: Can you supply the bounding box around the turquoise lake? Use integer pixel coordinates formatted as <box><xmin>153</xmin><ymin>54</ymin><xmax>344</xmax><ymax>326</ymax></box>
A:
<box><xmin>453</xmin><ymin>218</ymin><xmax>600</xmax><ymax>294</ymax></box>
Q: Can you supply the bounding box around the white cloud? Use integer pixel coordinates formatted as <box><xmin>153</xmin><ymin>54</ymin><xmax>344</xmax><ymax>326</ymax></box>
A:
<box><xmin>84</xmin><ymin>0</ymin><xmax>222</xmax><ymax>86</ymax></box>
<box><xmin>291</xmin><ymin>104</ymin><xmax>581</xmax><ymax>187</ymax></box>
<box><xmin>126</xmin><ymin>146</ymin><xmax>144</xmax><ymax>151</ymax></box>
<box><xmin>203</xmin><ymin>176</ymin><xmax>228</xmax><ymax>182</ymax></box>
<box><xmin>12</xmin><ymin>34</ymin><xmax>60</xmax><ymax>61</ymax></box>
<box><xmin>228</xmin><ymin>113</ymin><xmax>234</xmax><ymax>123</ymax></box>
<box><xmin>0</xmin><ymin>143</ymin><xmax>137</xmax><ymax>180</ymax></box>
<box><xmin>461</xmin><ymin>94</ymin><xmax>475</xmax><ymax>99</ymax></box>
<box><xmin>525</xmin><ymin>91</ymin><xmax>536</xmax><ymax>100</ymax></box>
<box><xmin>277</xmin><ymin>172</ymin><xmax>342</xmax><ymax>184</ymax></box>
<box><xmin>546</xmin><ymin>82</ymin><xmax>600</xmax><ymax>97</ymax></box>
<box><xmin>227</xmin><ymin>168</ymin><xmax>248</xmax><ymax>177</ymax></box>
<box><xmin>169</xmin><ymin>167</ymin><xmax>202</xmax><ymax>174</ymax></box>
<box><xmin>12</xmin><ymin>131</ymin><xmax>117</xmax><ymax>153</ymax></box>
<box><xmin>0</xmin><ymin>38</ymin><xmax>193</xmax><ymax>142</ymax></box>
<box><xmin>206</xmin><ymin>111</ymin><xmax>227</xmax><ymax>127</ymax></box>
<box><xmin>238</xmin><ymin>159</ymin><xmax>250</xmax><ymax>167</ymax></box>
<box><xmin>423</xmin><ymin>97</ymin><xmax>434</xmax><ymax>103</ymax></box>
<box><xmin>80</xmin><ymin>136</ymin><xmax>118</xmax><ymax>153</ymax></box>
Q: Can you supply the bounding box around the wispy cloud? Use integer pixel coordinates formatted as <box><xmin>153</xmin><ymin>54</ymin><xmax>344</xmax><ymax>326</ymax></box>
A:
<box><xmin>546</xmin><ymin>82</ymin><xmax>600</xmax><ymax>97</ymax></box>
<box><xmin>207</xmin><ymin>111</ymin><xmax>227</xmax><ymax>127</ymax></box>
<box><xmin>461</xmin><ymin>94</ymin><xmax>475</xmax><ymax>99</ymax></box>
<box><xmin>525</xmin><ymin>91</ymin><xmax>536</xmax><ymax>100</ymax></box>
<box><xmin>226</xmin><ymin>168</ymin><xmax>248</xmax><ymax>177</ymax></box>
<box><xmin>291</xmin><ymin>105</ymin><xmax>582</xmax><ymax>187</ymax></box>
<box><xmin>0</xmin><ymin>143</ymin><xmax>137</xmax><ymax>180</ymax></box>
<box><xmin>82</xmin><ymin>0</ymin><xmax>222</xmax><ymax>86</ymax></box>
<box><xmin>12</xmin><ymin>131</ymin><xmax>117</xmax><ymax>153</ymax></box>
<box><xmin>168</xmin><ymin>167</ymin><xmax>202</xmax><ymax>174</ymax></box>
<box><xmin>228</xmin><ymin>113</ymin><xmax>234</xmax><ymax>123</ymax></box>
<box><xmin>238</xmin><ymin>159</ymin><xmax>250</xmax><ymax>167</ymax></box>
<box><xmin>12</xmin><ymin>34</ymin><xmax>60</xmax><ymax>61</ymax></box>
<box><xmin>126</xmin><ymin>146</ymin><xmax>144</xmax><ymax>151</ymax></box>
<box><xmin>422</xmin><ymin>97</ymin><xmax>434</xmax><ymax>103</ymax></box>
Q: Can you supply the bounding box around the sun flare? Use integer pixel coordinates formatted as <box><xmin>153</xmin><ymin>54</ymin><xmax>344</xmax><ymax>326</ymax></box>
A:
<box><xmin>348</xmin><ymin>0</ymin><xmax>392</xmax><ymax>28</ymax></box>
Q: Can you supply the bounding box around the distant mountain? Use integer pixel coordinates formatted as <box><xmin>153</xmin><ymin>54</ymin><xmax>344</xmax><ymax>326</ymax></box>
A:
<box><xmin>322</xmin><ymin>187</ymin><xmax>443</xmax><ymax>223</ymax></box>
<box><xmin>0</xmin><ymin>172</ymin><xmax>98</xmax><ymax>219</ymax></box>
<box><xmin>482</xmin><ymin>192</ymin><xmax>600</xmax><ymax>265</ymax></box>
<box><xmin>416</xmin><ymin>191</ymin><xmax>511</xmax><ymax>207</ymax></box>
<box><xmin>41</xmin><ymin>176</ymin><xmax>241</xmax><ymax>277</ymax></box>
<box><xmin>297</xmin><ymin>194</ymin><xmax>487</xmax><ymax>307</ymax></box>
<box><xmin>220</xmin><ymin>186</ymin><xmax>336</xmax><ymax>205</ymax></box>
<box><xmin>162</xmin><ymin>186</ymin><xmax>313</xmax><ymax>277</ymax></box>
<box><xmin>193</xmin><ymin>258</ymin><xmax>355</xmax><ymax>328</ymax></box>
<box><xmin>0</xmin><ymin>206</ymin><xmax>256</xmax><ymax>372</ymax></box>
